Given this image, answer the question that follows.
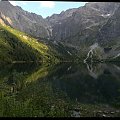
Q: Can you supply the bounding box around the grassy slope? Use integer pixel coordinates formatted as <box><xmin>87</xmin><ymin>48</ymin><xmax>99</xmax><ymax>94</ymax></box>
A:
<box><xmin>0</xmin><ymin>24</ymin><xmax>58</xmax><ymax>63</ymax></box>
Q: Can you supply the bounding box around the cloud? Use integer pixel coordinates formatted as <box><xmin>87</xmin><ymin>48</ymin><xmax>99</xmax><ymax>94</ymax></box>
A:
<box><xmin>9</xmin><ymin>1</ymin><xmax>17</xmax><ymax>6</ymax></box>
<box><xmin>9</xmin><ymin>1</ymin><xmax>27</xmax><ymax>6</ymax></box>
<box><xmin>39</xmin><ymin>1</ymin><xmax>55</xmax><ymax>8</ymax></box>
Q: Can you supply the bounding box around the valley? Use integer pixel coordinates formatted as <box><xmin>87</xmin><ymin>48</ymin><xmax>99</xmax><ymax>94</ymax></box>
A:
<box><xmin>0</xmin><ymin>1</ymin><xmax>120</xmax><ymax>117</ymax></box>
<box><xmin>0</xmin><ymin>1</ymin><xmax>120</xmax><ymax>63</ymax></box>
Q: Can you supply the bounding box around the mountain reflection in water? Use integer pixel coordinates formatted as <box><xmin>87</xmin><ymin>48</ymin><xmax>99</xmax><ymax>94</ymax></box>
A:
<box><xmin>0</xmin><ymin>62</ymin><xmax>120</xmax><ymax>117</ymax></box>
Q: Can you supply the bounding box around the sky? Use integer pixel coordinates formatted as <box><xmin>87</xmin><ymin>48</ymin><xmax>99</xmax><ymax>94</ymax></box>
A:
<box><xmin>9</xmin><ymin>1</ymin><xmax>87</xmax><ymax>18</ymax></box>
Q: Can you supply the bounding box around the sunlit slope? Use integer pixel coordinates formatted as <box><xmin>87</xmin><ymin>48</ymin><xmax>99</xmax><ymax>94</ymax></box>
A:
<box><xmin>0</xmin><ymin>24</ymin><xmax>58</xmax><ymax>63</ymax></box>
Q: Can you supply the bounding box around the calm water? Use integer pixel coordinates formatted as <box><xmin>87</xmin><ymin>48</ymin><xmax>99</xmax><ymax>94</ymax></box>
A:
<box><xmin>0</xmin><ymin>62</ymin><xmax>120</xmax><ymax>117</ymax></box>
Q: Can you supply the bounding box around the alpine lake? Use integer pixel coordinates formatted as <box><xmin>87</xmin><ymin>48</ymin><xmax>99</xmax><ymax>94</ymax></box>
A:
<box><xmin>0</xmin><ymin>62</ymin><xmax>120</xmax><ymax>117</ymax></box>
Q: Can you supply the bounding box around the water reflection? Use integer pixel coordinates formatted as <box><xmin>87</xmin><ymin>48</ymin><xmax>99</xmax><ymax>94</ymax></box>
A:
<box><xmin>48</xmin><ymin>63</ymin><xmax>120</xmax><ymax>104</ymax></box>
<box><xmin>85</xmin><ymin>62</ymin><xmax>104</xmax><ymax>79</ymax></box>
<box><xmin>0</xmin><ymin>62</ymin><xmax>120</xmax><ymax>117</ymax></box>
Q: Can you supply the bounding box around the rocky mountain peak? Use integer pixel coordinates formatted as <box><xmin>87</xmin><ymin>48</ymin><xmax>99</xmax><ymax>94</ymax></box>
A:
<box><xmin>0</xmin><ymin>1</ymin><xmax>51</xmax><ymax>39</ymax></box>
<box><xmin>0</xmin><ymin>1</ymin><xmax>120</xmax><ymax>47</ymax></box>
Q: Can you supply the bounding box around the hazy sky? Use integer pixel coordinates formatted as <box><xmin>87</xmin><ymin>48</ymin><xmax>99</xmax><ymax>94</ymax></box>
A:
<box><xmin>9</xmin><ymin>1</ymin><xmax>87</xmax><ymax>18</ymax></box>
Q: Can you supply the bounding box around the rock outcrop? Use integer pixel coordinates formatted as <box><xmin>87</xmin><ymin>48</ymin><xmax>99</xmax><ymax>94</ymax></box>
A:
<box><xmin>0</xmin><ymin>1</ymin><xmax>51</xmax><ymax>39</ymax></box>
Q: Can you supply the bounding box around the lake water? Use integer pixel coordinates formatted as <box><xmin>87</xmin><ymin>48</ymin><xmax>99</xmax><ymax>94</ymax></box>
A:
<box><xmin>0</xmin><ymin>62</ymin><xmax>120</xmax><ymax>117</ymax></box>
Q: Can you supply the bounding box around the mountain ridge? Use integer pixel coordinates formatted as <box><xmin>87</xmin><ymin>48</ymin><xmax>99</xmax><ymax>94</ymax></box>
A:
<box><xmin>0</xmin><ymin>1</ymin><xmax>120</xmax><ymax>62</ymax></box>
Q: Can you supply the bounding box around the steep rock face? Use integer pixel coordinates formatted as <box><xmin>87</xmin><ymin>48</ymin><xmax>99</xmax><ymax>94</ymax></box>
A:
<box><xmin>0</xmin><ymin>1</ymin><xmax>119</xmax><ymax>47</ymax></box>
<box><xmin>46</xmin><ymin>8</ymin><xmax>78</xmax><ymax>26</ymax></box>
<box><xmin>98</xmin><ymin>5</ymin><xmax>120</xmax><ymax>44</ymax></box>
<box><xmin>95</xmin><ymin>4</ymin><xmax>120</xmax><ymax>61</ymax></box>
<box><xmin>0</xmin><ymin>1</ymin><xmax>51</xmax><ymax>39</ymax></box>
<box><xmin>0</xmin><ymin>1</ymin><xmax>120</xmax><ymax>61</ymax></box>
<box><xmin>46</xmin><ymin>2</ymin><xmax>119</xmax><ymax>47</ymax></box>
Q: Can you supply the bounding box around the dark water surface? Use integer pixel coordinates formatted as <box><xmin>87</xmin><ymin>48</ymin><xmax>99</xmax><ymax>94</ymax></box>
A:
<box><xmin>0</xmin><ymin>62</ymin><xmax>120</xmax><ymax>117</ymax></box>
